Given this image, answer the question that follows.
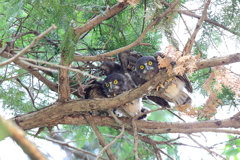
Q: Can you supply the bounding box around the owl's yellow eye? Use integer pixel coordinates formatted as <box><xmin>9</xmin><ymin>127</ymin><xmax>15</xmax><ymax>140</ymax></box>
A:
<box><xmin>105</xmin><ymin>83</ymin><xmax>110</xmax><ymax>87</ymax></box>
<box><xmin>113</xmin><ymin>80</ymin><xmax>118</xmax><ymax>84</ymax></box>
<box><xmin>140</xmin><ymin>65</ymin><xmax>145</xmax><ymax>70</ymax></box>
<box><xmin>148</xmin><ymin>61</ymin><xmax>153</xmax><ymax>65</ymax></box>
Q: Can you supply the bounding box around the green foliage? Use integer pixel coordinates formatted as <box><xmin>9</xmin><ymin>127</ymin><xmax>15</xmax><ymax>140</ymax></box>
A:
<box><xmin>222</xmin><ymin>135</ymin><xmax>240</xmax><ymax>159</ymax></box>
<box><xmin>59</xmin><ymin>27</ymin><xmax>77</xmax><ymax>64</ymax></box>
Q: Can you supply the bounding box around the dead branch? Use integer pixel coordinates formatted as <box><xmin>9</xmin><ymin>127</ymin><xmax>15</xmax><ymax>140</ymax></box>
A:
<box><xmin>1</xmin><ymin>51</ymin><xmax>59</xmax><ymax>92</ymax></box>
<box><xmin>35</xmin><ymin>135</ymin><xmax>107</xmax><ymax>160</ymax></box>
<box><xmin>132</xmin><ymin>119</ymin><xmax>139</xmax><ymax>160</ymax></box>
<box><xmin>20</xmin><ymin>57</ymin><xmax>102</xmax><ymax>80</ymax></box>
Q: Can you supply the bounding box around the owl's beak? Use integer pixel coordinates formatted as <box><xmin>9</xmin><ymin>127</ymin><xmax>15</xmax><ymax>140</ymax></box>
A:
<box><xmin>109</xmin><ymin>83</ymin><xmax>114</xmax><ymax>90</ymax></box>
<box><xmin>145</xmin><ymin>65</ymin><xmax>151</xmax><ymax>71</ymax></box>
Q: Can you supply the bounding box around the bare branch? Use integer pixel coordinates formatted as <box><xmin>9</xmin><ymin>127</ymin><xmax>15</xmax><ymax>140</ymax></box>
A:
<box><xmin>15</xmin><ymin>78</ymin><xmax>38</xmax><ymax>110</ymax></box>
<box><xmin>73</xmin><ymin>55</ymin><xmax>116</xmax><ymax>62</ymax></box>
<box><xmin>35</xmin><ymin>135</ymin><xmax>107</xmax><ymax>160</ymax></box>
<box><xmin>1</xmin><ymin>51</ymin><xmax>58</xmax><ymax>92</ymax></box>
<box><xmin>161</xmin><ymin>1</ymin><xmax>240</xmax><ymax>36</ymax></box>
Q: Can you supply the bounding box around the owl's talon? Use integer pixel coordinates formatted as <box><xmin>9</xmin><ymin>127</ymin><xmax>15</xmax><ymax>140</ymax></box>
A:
<box><xmin>166</xmin><ymin>78</ymin><xmax>173</xmax><ymax>82</ymax></box>
<box><xmin>113</xmin><ymin>93</ymin><xmax>116</xmax><ymax>97</ymax></box>
<box><xmin>107</xmin><ymin>95</ymin><xmax>111</xmax><ymax>98</ymax></box>
<box><xmin>156</xmin><ymin>84</ymin><xmax>164</xmax><ymax>91</ymax></box>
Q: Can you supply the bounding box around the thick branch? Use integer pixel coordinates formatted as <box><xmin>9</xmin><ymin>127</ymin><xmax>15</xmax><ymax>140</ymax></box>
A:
<box><xmin>12</xmin><ymin>70</ymin><xmax>170</xmax><ymax>130</ymax></box>
<box><xmin>74</xmin><ymin>2</ymin><xmax>129</xmax><ymax>36</ymax></box>
<box><xmin>0</xmin><ymin>116</ymin><xmax>47</xmax><ymax>160</ymax></box>
<box><xmin>9</xmin><ymin>53</ymin><xmax>240</xmax><ymax>130</ymax></box>
<box><xmin>73</xmin><ymin>55</ymin><xmax>116</xmax><ymax>62</ymax></box>
<box><xmin>196</xmin><ymin>53</ymin><xmax>240</xmax><ymax>70</ymax></box>
<box><xmin>61</xmin><ymin>115</ymin><xmax>240</xmax><ymax>135</ymax></box>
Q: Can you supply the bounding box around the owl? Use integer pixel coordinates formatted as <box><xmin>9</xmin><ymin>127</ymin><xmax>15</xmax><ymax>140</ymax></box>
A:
<box><xmin>135</xmin><ymin>56</ymin><xmax>192</xmax><ymax>105</ymax></box>
<box><xmin>100</xmin><ymin>61</ymin><xmax>121</xmax><ymax>76</ymax></box>
<box><xmin>100</xmin><ymin>51</ymin><xmax>170</xmax><ymax>108</ymax></box>
<box><xmin>102</xmin><ymin>72</ymin><xmax>149</xmax><ymax>119</ymax></box>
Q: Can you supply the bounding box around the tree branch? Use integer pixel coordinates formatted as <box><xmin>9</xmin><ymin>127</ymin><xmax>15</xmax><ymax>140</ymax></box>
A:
<box><xmin>196</xmin><ymin>53</ymin><xmax>240</xmax><ymax>70</ymax></box>
<box><xmin>183</xmin><ymin>0</ymin><xmax>211</xmax><ymax>55</ymax></box>
<box><xmin>161</xmin><ymin>1</ymin><xmax>240</xmax><ymax>36</ymax></box>
<box><xmin>99</xmin><ymin>0</ymin><xmax>181</xmax><ymax>57</ymax></box>
<box><xmin>0</xmin><ymin>116</ymin><xmax>47</xmax><ymax>160</ymax></box>
<box><xmin>74</xmin><ymin>2</ymin><xmax>129</xmax><ymax>37</ymax></box>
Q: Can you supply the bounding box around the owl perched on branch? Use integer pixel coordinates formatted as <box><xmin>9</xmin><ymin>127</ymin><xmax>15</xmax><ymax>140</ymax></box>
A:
<box><xmin>134</xmin><ymin>53</ymin><xmax>193</xmax><ymax>105</ymax></box>
<box><xmin>100</xmin><ymin>51</ymin><xmax>171</xmax><ymax>108</ymax></box>
<box><xmin>102</xmin><ymin>72</ymin><xmax>149</xmax><ymax>119</ymax></box>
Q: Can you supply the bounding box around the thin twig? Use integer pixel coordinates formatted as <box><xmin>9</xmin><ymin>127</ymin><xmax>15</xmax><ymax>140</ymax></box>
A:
<box><xmin>0</xmin><ymin>25</ymin><xmax>57</xmax><ymax>67</ymax></box>
<box><xmin>95</xmin><ymin>124</ymin><xmax>125</xmax><ymax>160</ymax></box>
<box><xmin>15</xmin><ymin>78</ymin><xmax>38</xmax><ymax>110</ymax></box>
<box><xmin>187</xmin><ymin>134</ymin><xmax>228</xmax><ymax>160</ymax></box>
<box><xmin>19</xmin><ymin>57</ymin><xmax>102</xmax><ymax>80</ymax></box>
